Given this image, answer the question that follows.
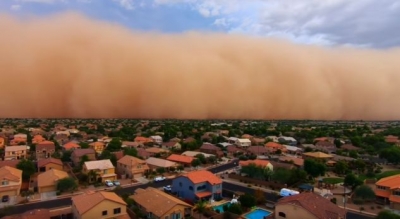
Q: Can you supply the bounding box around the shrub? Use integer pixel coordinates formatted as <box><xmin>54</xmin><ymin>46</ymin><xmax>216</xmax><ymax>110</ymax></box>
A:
<box><xmin>353</xmin><ymin>199</ymin><xmax>364</xmax><ymax>205</ymax></box>
<box><xmin>247</xmin><ymin>184</ymin><xmax>252</xmax><ymax>187</ymax></box>
<box><xmin>215</xmin><ymin>209</ymin><xmax>220</xmax><ymax>213</ymax></box>
<box><xmin>370</xmin><ymin>206</ymin><xmax>375</xmax><ymax>210</ymax></box>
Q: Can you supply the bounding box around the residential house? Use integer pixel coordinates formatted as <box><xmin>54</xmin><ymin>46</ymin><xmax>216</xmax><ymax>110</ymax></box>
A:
<box><xmin>283</xmin><ymin>145</ymin><xmax>303</xmax><ymax>155</ymax></box>
<box><xmin>146</xmin><ymin>157</ymin><xmax>178</xmax><ymax>171</ymax></box>
<box><xmin>37</xmin><ymin>169</ymin><xmax>69</xmax><ymax>193</ymax></box>
<box><xmin>275</xmin><ymin>192</ymin><xmax>346</xmax><ymax>219</ymax></box>
<box><xmin>269</xmin><ymin>161</ymin><xmax>295</xmax><ymax>170</ymax></box>
<box><xmin>241</xmin><ymin>134</ymin><xmax>253</xmax><ymax>139</ymax></box>
<box><xmin>183</xmin><ymin>137</ymin><xmax>196</xmax><ymax>144</ymax></box>
<box><xmin>235</xmin><ymin>139</ymin><xmax>251</xmax><ymax>148</ymax></box>
<box><xmin>130</xmin><ymin>187</ymin><xmax>193</xmax><ymax>219</ymax></box>
<box><xmin>10</xmin><ymin>134</ymin><xmax>27</xmax><ymax>145</ymax></box>
<box><xmin>134</xmin><ymin>136</ymin><xmax>153</xmax><ymax>145</ymax></box>
<box><xmin>63</xmin><ymin>142</ymin><xmax>81</xmax><ymax>151</ymax></box>
<box><xmin>71</xmin><ymin>149</ymin><xmax>96</xmax><ymax>166</ymax></box>
<box><xmin>121</xmin><ymin>141</ymin><xmax>140</xmax><ymax>148</ymax></box>
<box><xmin>162</xmin><ymin>141</ymin><xmax>182</xmax><ymax>150</ymax></box>
<box><xmin>302</xmin><ymin>152</ymin><xmax>333</xmax><ymax>162</ymax></box>
<box><xmin>36</xmin><ymin>141</ymin><xmax>55</xmax><ymax>160</ymax></box>
<box><xmin>0</xmin><ymin>160</ymin><xmax>19</xmax><ymax>169</ymax></box>
<box><xmin>199</xmin><ymin>143</ymin><xmax>223</xmax><ymax>157</ymax></box>
<box><xmin>250</xmin><ymin>137</ymin><xmax>265</xmax><ymax>146</ymax></box>
<box><xmin>226</xmin><ymin>145</ymin><xmax>244</xmax><ymax>157</ymax></box>
<box><xmin>150</xmin><ymin>136</ymin><xmax>163</xmax><ymax>145</ymax></box>
<box><xmin>89</xmin><ymin>142</ymin><xmax>105</xmax><ymax>154</ymax></box>
<box><xmin>167</xmin><ymin>154</ymin><xmax>194</xmax><ymax>167</ymax></box>
<box><xmin>181</xmin><ymin>151</ymin><xmax>215</xmax><ymax>158</ymax></box>
<box><xmin>169</xmin><ymin>137</ymin><xmax>181</xmax><ymax>143</ymax></box>
<box><xmin>247</xmin><ymin>146</ymin><xmax>268</xmax><ymax>156</ymax></box>
<box><xmin>315</xmin><ymin>141</ymin><xmax>337</xmax><ymax>153</ymax></box>
<box><xmin>83</xmin><ymin>160</ymin><xmax>116</xmax><ymax>183</ymax></box>
<box><xmin>265</xmin><ymin>142</ymin><xmax>288</xmax><ymax>154</ymax></box>
<box><xmin>227</xmin><ymin>137</ymin><xmax>239</xmax><ymax>144</ymax></box>
<box><xmin>340</xmin><ymin>144</ymin><xmax>361</xmax><ymax>151</ymax></box>
<box><xmin>0</xmin><ymin>166</ymin><xmax>22</xmax><ymax>197</ymax></box>
<box><xmin>171</xmin><ymin>170</ymin><xmax>222</xmax><ymax>202</ymax></box>
<box><xmin>112</xmin><ymin>151</ymin><xmax>124</xmax><ymax>160</ymax></box>
<box><xmin>2</xmin><ymin>208</ymin><xmax>51</xmax><ymax>219</ymax></box>
<box><xmin>0</xmin><ymin>137</ymin><xmax>5</xmax><ymax>149</ymax></box>
<box><xmin>137</xmin><ymin>148</ymin><xmax>150</xmax><ymax>159</ymax></box>
<box><xmin>313</xmin><ymin>137</ymin><xmax>335</xmax><ymax>144</ymax></box>
<box><xmin>37</xmin><ymin>158</ymin><xmax>63</xmax><ymax>172</ymax></box>
<box><xmin>279</xmin><ymin>156</ymin><xmax>304</xmax><ymax>168</ymax></box>
<box><xmin>4</xmin><ymin>146</ymin><xmax>28</xmax><ymax>160</ymax></box>
<box><xmin>71</xmin><ymin>191</ymin><xmax>128</xmax><ymax>219</ymax></box>
<box><xmin>385</xmin><ymin>135</ymin><xmax>400</xmax><ymax>144</ymax></box>
<box><xmin>32</xmin><ymin>135</ymin><xmax>46</xmax><ymax>144</ymax></box>
<box><xmin>375</xmin><ymin>174</ymin><xmax>400</xmax><ymax>209</ymax></box>
<box><xmin>145</xmin><ymin>147</ymin><xmax>168</xmax><ymax>157</ymax></box>
<box><xmin>239</xmin><ymin>159</ymin><xmax>273</xmax><ymax>171</ymax></box>
<box><xmin>217</xmin><ymin>142</ymin><xmax>233</xmax><ymax>148</ymax></box>
<box><xmin>117</xmin><ymin>155</ymin><xmax>149</xmax><ymax>179</ymax></box>
<box><xmin>278</xmin><ymin>136</ymin><xmax>298</xmax><ymax>146</ymax></box>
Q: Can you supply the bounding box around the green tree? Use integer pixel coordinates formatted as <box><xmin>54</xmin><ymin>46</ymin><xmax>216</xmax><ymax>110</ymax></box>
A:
<box><xmin>99</xmin><ymin>150</ymin><xmax>117</xmax><ymax>166</ymax></box>
<box><xmin>344</xmin><ymin>173</ymin><xmax>363</xmax><ymax>190</ymax></box>
<box><xmin>304</xmin><ymin>159</ymin><xmax>326</xmax><ymax>177</ymax></box>
<box><xmin>227</xmin><ymin>203</ymin><xmax>243</xmax><ymax>215</ymax></box>
<box><xmin>156</xmin><ymin>167</ymin><xmax>165</xmax><ymax>174</ymax></box>
<box><xmin>79</xmin><ymin>142</ymin><xmax>90</xmax><ymax>149</ymax></box>
<box><xmin>375</xmin><ymin>210</ymin><xmax>400</xmax><ymax>219</ymax></box>
<box><xmin>272</xmin><ymin>168</ymin><xmax>292</xmax><ymax>184</ymax></box>
<box><xmin>380</xmin><ymin>147</ymin><xmax>400</xmax><ymax>164</ymax></box>
<box><xmin>334</xmin><ymin>139</ymin><xmax>342</xmax><ymax>147</ymax></box>
<box><xmin>238</xmin><ymin>193</ymin><xmax>256</xmax><ymax>208</ymax></box>
<box><xmin>207</xmin><ymin>156</ymin><xmax>217</xmax><ymax>164</ymax></box>
<box><xmin>79</xmin><ymin>155</ymin><xmax>90</xmax><ymax>169</ymax></box>
<box><xmin>195</xmin><ymin>154</ymin><xmax>207</xmax><ymax>164</ymax></box>
<box><xmin>349</xmin><ymin>150</ymin><xmax>358</xmax><ymax>159</ymax></box>
<box><xmin>191</xmin><ymin>159</ymin><xmax>201</xmax><ymax>167</ymax></box>
<box><xmin>195</xmin><ymin>201</ymin><xmax>207</xmax><ymax>219</ymax></box>
<box><xmin>106</xmin><ymin>138</ymin><xmax>122</xmax><ymax>152</ymax></box>
<box><xmin>334</xmin><ymin>160</ymin><xmax>348</xmax><ymax>175</ymax></box>
<box><xmin>354</xmin><ymin>185</ymin><xmax>375</xmax><ymax>202</ymax></box>
<box><xmin>61</xmin><ymin>150</ymin><xmax>72</xmax><ymax>162</ymax></box>
<box><xmin>124</xmin><ymin>148</ymin><xmax>138</xmax><ymax>157</ymax></box>
<box><xmin>57</xmin><ymin>177</ymin><xmax>78</xmax><ymax>193</ymax></box>
<box><xmin>16</xmin><ymin>159</ymin><xmax>35</xmax><ymax>180</ymax></box>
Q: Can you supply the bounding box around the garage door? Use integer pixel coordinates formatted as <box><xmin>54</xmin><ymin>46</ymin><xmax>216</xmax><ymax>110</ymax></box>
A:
<box><xmin>134</xmin><ymin>173</ymin><xmax>143</xmax><ymax>178</ymax></box>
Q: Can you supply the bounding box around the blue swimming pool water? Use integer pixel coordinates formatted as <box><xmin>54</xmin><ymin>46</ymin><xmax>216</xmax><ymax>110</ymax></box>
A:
<box><xmin>244</xmin><ymin>209</ymin><xmax>272</xmax><ymax>219</ymax></box>
<box><xmin>213</xmin><ymin>202</ymin><xmax>231</xmax><ymax>213</ymax></box>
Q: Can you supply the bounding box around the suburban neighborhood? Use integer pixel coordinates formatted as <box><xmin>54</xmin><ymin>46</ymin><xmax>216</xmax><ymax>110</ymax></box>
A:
<box><xmin>0</xmin><ymin>119</ymin><xmax>399</xmax><ymax>219</ymax></box>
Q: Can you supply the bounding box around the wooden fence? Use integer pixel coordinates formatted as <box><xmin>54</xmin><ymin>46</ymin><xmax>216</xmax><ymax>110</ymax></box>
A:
<box><xmin>228</xmin><ymin>174</ymin><xmax>285</xmax><ymax>190</ymax></box>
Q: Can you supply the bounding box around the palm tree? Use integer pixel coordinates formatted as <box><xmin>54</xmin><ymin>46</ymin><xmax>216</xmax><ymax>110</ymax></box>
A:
<box><xmin>195</xmin><ymin>200</ymin><xmax>207</xmax><ymax>219</ymax></box>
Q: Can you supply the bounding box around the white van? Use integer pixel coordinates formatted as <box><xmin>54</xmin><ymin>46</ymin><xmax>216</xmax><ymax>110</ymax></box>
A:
<box><xmin>280</xmin><ymin>188</ymin><xmax>299</xmax><ymax>197</ymax></box>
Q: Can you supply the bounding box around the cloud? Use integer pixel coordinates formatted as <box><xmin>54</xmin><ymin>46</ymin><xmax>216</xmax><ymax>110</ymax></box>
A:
<box><xmin>13</xmin><ymin>0</ymin><xmax>61</xmax><ymax>3</ymax></box>
<box><xmin>10</xmin><ymin>5</ymin><xmax>22</xmax><ymax>11</ymax></box>
<box><xmin>112</xmin><ymin>0</ymin><xmax>134</xmax><ymax>10</ymax></box>
<box><xmin>1</xmin><ymin>12</ymin><xmax>400</xmax><ymax>120</ymax></box>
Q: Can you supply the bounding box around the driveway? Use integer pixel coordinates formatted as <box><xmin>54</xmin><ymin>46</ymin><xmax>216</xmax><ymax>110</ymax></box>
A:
<box><xmin>40</xmin><ymin>191</ymin><xmax>57</xmax><ymax>201</ymax></box>
<box><xmin>135</xmin><ymin>177</ymin><xmax>149</xmax><ymax>184</ymax></box>
<box><xmin>0</xmin><ymin>196</ymin><xmax>17</xmax><ymax>208</ymax></box>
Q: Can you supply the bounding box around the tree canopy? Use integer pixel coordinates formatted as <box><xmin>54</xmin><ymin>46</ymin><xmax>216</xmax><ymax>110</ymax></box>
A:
<box><xmin>16</xmin><ymin>159</ymin><xmax>35</xmax><ymax>180</ymax></box>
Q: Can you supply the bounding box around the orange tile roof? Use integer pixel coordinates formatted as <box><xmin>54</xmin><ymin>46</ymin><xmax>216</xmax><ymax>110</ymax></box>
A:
<box><xmin>375</xmin><ymin>189</ymin><xmax>390</xmax><ymax>198</ymax></box>
<box><xmin>72</xmin><ymin>191</ymin><xmax>126</xmax><ymax>215</ymax></box>
<box><xmin>195</xmin><ymin>191</ymin><xmax>212</xmax><ymax>198</ymax></box>
<box><xmin>167</xmin><ymin>154</ymin><xmax>194</xmax><ymax>164</ymax></box>
<box><xmin>63</xmin><ymin>142</ymin><xmax>80</xmax><ymax>150</ymax></box>
<box><xmin>2</xmin><ymin>209</ymin><xmax>50</xmax><ymax>219</ymax></box>
<box><xmin>389</xmin><ymin>195</ymin><xmax>400</xmax><ymax>203</ymax></box>
<box><xmin>37</xmin><ymin>158</ymin><xmax>63</xmax><ymax>168</ymax></box>
<box><xmin>184</xmin><ymin>170</ymin><xmax>222</xmax><ymax>185</ymax></box>
<box><xmin>0</xmin><ymin>166</ymin><xmax>22</xmax><ymax>182</ymax></box>
<box><xmin>265</xmin><ymin>142</ymin><xmax>283</xmax><ymax>148</ymax></box>
<box><xmin>37</xmin><ymin>169</ymin><xmax>69</xmax><ymax>188</ymax></box>
<box><xmin>376</xmin><ymin>174</ymin><xmax>400</xmax><ymax>189</ymax></box>
<box><xmin>239</xmin><ymin>159</ymin><xmax>271</xmax><ymax>167</ymax></box>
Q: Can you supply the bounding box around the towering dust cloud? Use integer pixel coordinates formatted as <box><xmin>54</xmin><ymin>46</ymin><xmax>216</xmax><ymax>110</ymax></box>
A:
<box><xmin>1</xmin><ymin>12</ymin><xmax>400</xmax><ymax>120</ymax></box>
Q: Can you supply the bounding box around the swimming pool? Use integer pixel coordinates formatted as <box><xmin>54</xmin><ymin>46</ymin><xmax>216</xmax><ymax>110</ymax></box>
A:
<box><xmin>212</xmin><ymin>202</ymin><xmax>231</xmax><ymax>213</ymax></box>
<box><xmin>244</xmin><ymin>208</ymin><xmax>272</xmax><ymax>219</ymax></box>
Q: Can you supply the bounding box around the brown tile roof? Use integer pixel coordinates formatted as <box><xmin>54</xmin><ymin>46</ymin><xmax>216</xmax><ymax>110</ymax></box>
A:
<box><xmin>63</xmin><ymin>142</ymin><xmax>80</xmax><ymax>150</ymax></box>
<box><xmin>162</xmin><ymin>141</ymin><xmax>178</xmax><ymax>148</ymax></box>
<box><xmin>239</xmin><ymin>159</ymin><xmax>271</xmax><ymax>168</ymax></box>
<box><xmin>247</xmin><ymin>146</ymin><xmax>268</xmax><ymax>154</ymax></box>
<box><xmin>0</xmin><ymin>166</ymin><xmax>22</xmax><ymax>182</ymax></box>
<box><xmin>118</xmin><ymin>155</ymin><xmax>147</xmax><ymax>166</ymax></box>
<box><xmin>146</xmin><ymin>147</ymin><xmax>167</xmax><ymax>154</ymax></box>
<box><xmin>277</xmin><ymin>192</ymin><xmax>346</xmax><ymax>219</ymax></box>
<box><xmin>130</xmin><ymin>187</ymin><xmax>192</xmax><ymax>218</ymax></box>
<box><xmin>72</xmin><ymin>191</ymin><xmax>126</xmax><ymax>215</ymax></box>
<box><xmin>2</xmin><ymin>209</ymin><xmax>51</xmax><ymax>219</ymax></box>
<box><xmin>226</xmin><ymin>145</ymin><xmax>244</xmax><ymax>153</ymax></box>
<box><xmin>0</xmin><ymin>160</ymin><xmax>19</xmax><ymax>168</ymax></box>
<box><xmin>200</xmin><ymin>143</ymin><xmax>220</xmax><ymax>151</ymax></box>
<box><xmin>183</xmin><ymin>170</ymin><xmax>222</xmax><ymax>185</ymax></box>
<box><xmin>167</xmin><ymin>154</ymin><xmax>193</xmax><ymax>164</ymax></box>
<box><xmin>37</xmin><ymin>158</ymin><xmax>63</xmax><ymax>168</ymax></box>
<box><xmin>303</xmin><ymin>152</ymin><xmax>333</xmax><ymax>159</ymax></box>
<box><xmin>137</xmin><ymin>148</ymin><xmax>150</xmax><ymax>158</ymax></box>
<box><xmin>376</xmin><ymin>174</ymin><xmax>400</xmax><ymax>189</ymax></box>
<box><xmin>37</xmin><ymin>169</ymin><xmax>69</xmax><ymax>188</ymax></box>
<box><xmin>112</xmin><ymin>151</ymin><xmax>124</xmax><ymax>160</ymax></box>
<box><xmin>340</xmin><ymin>144</ymin><xmax>360</xmax><ymax>151</ymax></box>
<box><xmin>279</xmin><ymin>156</ymin><xmax>304</xmax><ymax>166</ymax></box>
<box><xmin>36</xmin><ymin>141</ymin><xmax>55</xmax><ymax>151</ymax></box>
<box><xmin>146</xmin><ymin>157</ymin><xmax>177</xmax><ymax>168</ymax></box>
<box><xmin>71</xmin><ymin>148</ymin><xmax>96</xmax><ymax>157</ymax></box>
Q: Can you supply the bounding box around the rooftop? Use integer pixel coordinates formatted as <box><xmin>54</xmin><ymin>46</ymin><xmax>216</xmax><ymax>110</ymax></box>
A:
<box><xmin>182</xmin><ymin>170</ymin><xmax>222</xmax><ymax>185</ymax></box>
<box><xmin>37</xmin><ymin>169</ymin><xmax>69</xmax><ymax>187</ymax></box>
<box><xmin>84</xmin><ymin>159</ymin><xmax>114</xmax><ymax>170</ymax></box>
<box><xmin>72</xmin><ymin>191</ymin><xmax>126</xmax><ymax>215</ymax></box>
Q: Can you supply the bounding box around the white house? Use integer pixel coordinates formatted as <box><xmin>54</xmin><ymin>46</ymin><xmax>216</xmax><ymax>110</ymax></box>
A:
<box><xmin>228</xmin><ymin>137</ymin><xmax>239</xmax><ymax>144</ymax></box>
<box><xmin>235</xmin><ymin>139</ymin><xmax>251</xmax><ymax>148</ymax></box>
<box><xmin>150</xmin><ymin>135</ymin><xmax>163</xmax><ymax>145</ymax></box>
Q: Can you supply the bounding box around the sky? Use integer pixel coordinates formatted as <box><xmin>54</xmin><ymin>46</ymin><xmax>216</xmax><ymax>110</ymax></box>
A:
<box><xmin>1</xmin><ymin>0</ymin><xmax>400</xmax><ymax>48</ymax></box>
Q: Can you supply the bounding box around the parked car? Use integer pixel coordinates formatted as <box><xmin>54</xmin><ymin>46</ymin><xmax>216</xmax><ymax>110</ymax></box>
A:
<box><xmin>113</xmin><ymin>180</ymin><xmax>121</xmax><ymax>186</ymax></box>
<box><xmin>105</xmin><ymin>180</ymin><xmax>114</xmax><ymax>187</ymax></box>
<box><xmin>163</xmin><ymin>185</ymin><xmax>172</xmax><ymax>192</ymax></box>
<box><xmin>2</xmin><ymin>195</ymin><xmax>9</xmax><ymax>202</ymax></box>
<box><xmin>154</xmin><ymin>176</ymin><xmax>166</xmax><ymax>182</ymax></box>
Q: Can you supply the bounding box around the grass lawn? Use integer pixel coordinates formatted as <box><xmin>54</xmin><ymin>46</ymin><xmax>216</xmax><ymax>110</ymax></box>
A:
<box><xmin>323</xmin><ymin>177</ymin><xmax>344</xmax><ymax>184</ymax></box>
<box><xmin>376</xmin><ymin>170</ymin><xmax>400</xmax><ymax>180</ymax></box>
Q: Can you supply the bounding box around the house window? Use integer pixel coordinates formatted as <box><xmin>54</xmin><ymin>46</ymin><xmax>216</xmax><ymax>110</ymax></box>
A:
<box><xmin>189</xmin><ymin>186</ymin><xmax>193</xmax><ymax>191</ymax></box>
<box><xmin>113</xmin><ymin>208</ymin><xmax>121</xmax><ymax>214</ymax></box>
<box><xmin>278</xmin><ymin>212</ymin><xmax>286</xmax><ymax>218</ymax></box>
<box><xmin>216</xmin><ymin>184</ymin><xmax>220</xmax><ymax>189</ymax></box>
<box><xmin>394</xmin><ymin>191</ymin><xmax>400</xmax><ymax>196</ymax></box>
<box><xmin>377</xmin><ymin>186</ymin><xmax>386</xmax><ymax>190</ymax></box>
<box><xmin>102</xmin><ymin>210</ymin><xmax>107</xmax><ymax>216</ymax></box>
<box><xmin>103</xmin><ymin>169</ymin><xmax>108</xmax><ymax>174</ymax></box>
<box><xmin>1</xmin><ymin>181</ymin><xmax>8</xmax><ymax>185</ymax></box>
